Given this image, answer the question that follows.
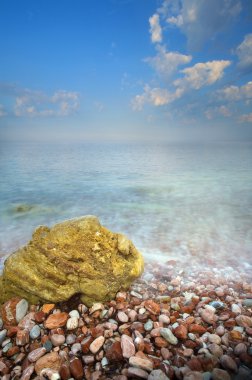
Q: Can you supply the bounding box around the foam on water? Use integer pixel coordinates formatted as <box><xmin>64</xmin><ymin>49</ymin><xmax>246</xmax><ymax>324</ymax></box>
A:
<box><xmin>0</xmin><ymin>141</ymin><xmax>252</xmax><ymax>274</ymax></box>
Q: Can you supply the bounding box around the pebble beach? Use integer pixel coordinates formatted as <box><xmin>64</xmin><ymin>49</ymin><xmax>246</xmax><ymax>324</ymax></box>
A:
<box><xmin>1</xmin><ymin>259</ymin><xmax>252</xmax><ymax>380</ymax></box>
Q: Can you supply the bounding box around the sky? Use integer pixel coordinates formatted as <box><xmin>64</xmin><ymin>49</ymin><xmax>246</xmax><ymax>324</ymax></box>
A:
<box><xmin>0</xmin><ymin>0</ymin><xmax>252</xmax><ymax>142</ymax></box>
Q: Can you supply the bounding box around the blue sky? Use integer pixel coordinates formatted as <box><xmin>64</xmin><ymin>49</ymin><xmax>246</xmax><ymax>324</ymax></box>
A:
<box><xmin>0</xmin><ymin>0</ymin><xmax>252</xmax><ymax>142</ymax></box>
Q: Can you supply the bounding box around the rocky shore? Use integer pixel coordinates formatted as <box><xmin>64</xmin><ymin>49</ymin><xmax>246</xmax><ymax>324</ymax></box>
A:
<box><xmin>1</xmin><ymin>259</ymin><xmax>252</xmax><ymax>380</ymax></box>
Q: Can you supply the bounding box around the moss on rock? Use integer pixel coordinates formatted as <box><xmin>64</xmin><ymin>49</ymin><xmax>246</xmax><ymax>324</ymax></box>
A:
<box><xmin>0</xmin><ymin>216</ymin><xmax>144</xmax><ymax>306</ymax></box>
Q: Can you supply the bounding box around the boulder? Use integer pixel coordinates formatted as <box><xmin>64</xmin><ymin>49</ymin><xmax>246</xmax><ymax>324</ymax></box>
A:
<box><xmin>0</xmin><ymin>216</ymin><xmax>144</xmax><ymax>306</ymax></box>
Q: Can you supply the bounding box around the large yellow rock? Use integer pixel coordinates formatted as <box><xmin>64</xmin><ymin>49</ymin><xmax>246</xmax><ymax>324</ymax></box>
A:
<box><xmin>0</xmin><ymin>216</ymin><xmax>144</xmax><ymax>306</ymax></box>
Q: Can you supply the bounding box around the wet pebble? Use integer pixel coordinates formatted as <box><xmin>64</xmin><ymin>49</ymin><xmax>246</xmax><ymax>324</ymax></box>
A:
<box><xmin>29</xmin><ymin>325</ymin><xmax>41</xmax><ymax>340</ymax></box>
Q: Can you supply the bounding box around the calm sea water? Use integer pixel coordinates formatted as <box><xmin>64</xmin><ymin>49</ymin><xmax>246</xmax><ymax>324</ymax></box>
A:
<box><xmin>1</xmin><ymin>141</ymin><xmax>252</xmax><ymax>272</ymax></box>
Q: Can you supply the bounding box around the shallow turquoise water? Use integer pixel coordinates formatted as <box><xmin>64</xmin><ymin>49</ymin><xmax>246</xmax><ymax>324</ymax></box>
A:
<box><xmin>1</xmin><ymin>141</ymin><xmax>252</xmax><ymax>271</ymax></box>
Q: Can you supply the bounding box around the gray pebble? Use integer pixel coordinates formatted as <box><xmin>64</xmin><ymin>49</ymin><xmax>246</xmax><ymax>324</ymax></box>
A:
<box><xmin>0</xmin><ymin>329</ymin><xmax>7</xmax><ymax>345</ymax></box>
<box><xmin>30</xmin><ymin>325</ymin><xmax>41</xmax><ymax>339</ymax></box>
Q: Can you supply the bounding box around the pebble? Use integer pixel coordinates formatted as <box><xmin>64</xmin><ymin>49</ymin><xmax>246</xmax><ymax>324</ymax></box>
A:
<box><xmin>50</xmin><ymin>334</ymin><xmax>66</xmax><ymax>346</ymax></box>
<box><xmin>242</xmin><ymin>299</ymin><xmax>252</xmax><ymax>307</ymax></box>
<box><xmin>200</xmin><ymin>309</ymin><xmax>218</xmax><ymax>325</ymax></box>
<box><xmin>148</xmin><ymin>369</ymin><xmax>170</xmax><ymax>380</ymax></box>
<box><xmin>212</xmin><ymin>368</ymin><xmax>231</xmax><ymax>380</ymax></box>
<box><xmin>208</xmin><ymin>334</ymin><xmax>221</xmax><ymax>344</ymax></box>
<box><xmin>129</xmin><ymin>356</ymin><xmax>153</xmax><ymax>372</ymax></box>
<box><xmin>89</xmin><ymin>303</ymin><xmax>104</xmax><ymax>314</ymax></box>
<box><xmin>1</xmin><ymin>262</ymin><xmax>252</xmax><ymax>380</ymax></box>
<box><xmin>66</xmin><ymin>316</ymin><xmax>79</xmax><ymax>330</ymax></box>
<box><xmin>220</xmin><ymin>354</ymin><xmax>238</xmax><ymax>372</ymax></box>
<box><xmin>69</xmin><ymin>310</ymin><xmax>80</xmax><ymax>318</ymax></box>
<box><xmin>20</xmin><ymin>365</ymin><xmax>35</xmax><ymax>380</ymax></box>
<box><xmin>117</xmin><ymin>311</ymin><xmax>129</xmax><ymax>323</ymax></box>
<box><xmin>236</xmin><ymin>315</ymin><xmax>252</xmax><ymax>327</ymax></box>
<box><xmin>28</xmin><ymin>347</ymin><xmax>46</xmax><ymax>362</ymax></box>
<box><xmin>65</xmin><ymin>333</ymin><xmax>76</xmax><ymax>344</ymax></box>
<box><xmin>71</xmin><ymin>342</ymin><xmax>82</xmax><ymax>354</ymax></box>
<box><xmin>160</xmin><ymin>328</ymin><xmax>178</xmax><ymax>345</ymax></box>
<box><xmin>0</xmin><ymin>329</ymin><xmax>7</xmax><ymax>345</ymax></box>
<box><xmin>144</xmin><ymin>320</ymin><xmax>153</xmax><ymax>331</ymax></box>
<box><xmin>29</xmin><ymin>325</ymin><xmax>41</xmax><ymax>339</ymax></box>
<box><xmin>121</xmin><ymin>334</ymin><xmax>136</xmax><ymax>358</ymax></box>
<box><xmin>69</xmin><ymin>357</ymin><xmax>84</xmax><ymax>380</ymax></box>
<box><xmin>89</xmin><ymin>336</ymin><xmax>105</xmax><ymax>354</ymax></box>
<box><xmin>234</xmin><ymin>342</ymin><xmax>247</xmax><ymax>355</ymax></box>
<box><xmin>44</xmin><ymin>312</ymin><xmax>68</xmax><ymax>329</ymax></box>
<box><xmin>159</xmin><ymin>314</ymin><xmax>170</xmax><ymax>324</ymax></box>
<box><xmin>35</xmin><ymin>352</ymin><xmax>62</xmax><ymax>375</ymax></box>
<box><xmin>128</xmin><ymin>367</ymin><xmax>148</xmax><ymax>379</ymax></box>
<box><xmin>231</xmin><ymin>304</ymin><xmax>242</xmax><ymax>314</ymax></box>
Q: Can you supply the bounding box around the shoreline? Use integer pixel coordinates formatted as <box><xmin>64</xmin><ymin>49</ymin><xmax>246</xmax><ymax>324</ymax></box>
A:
<box><xmin>0</xmin><ymin>261</ymin><xmax>252</xmax><ymax>379</ymax></box>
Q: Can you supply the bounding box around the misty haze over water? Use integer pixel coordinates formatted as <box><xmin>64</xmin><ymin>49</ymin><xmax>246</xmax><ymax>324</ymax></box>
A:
<box><xmin>0</xmin><ymin>140</ymin><xmax>252</xmax><ymax>274</ymax></box>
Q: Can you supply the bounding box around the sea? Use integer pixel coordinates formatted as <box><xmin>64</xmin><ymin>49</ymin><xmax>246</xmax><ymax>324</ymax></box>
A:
<box><xmin>1</xmin><ymin>140</ymin><xmax>252</xmax><ymax>275</ymax></box>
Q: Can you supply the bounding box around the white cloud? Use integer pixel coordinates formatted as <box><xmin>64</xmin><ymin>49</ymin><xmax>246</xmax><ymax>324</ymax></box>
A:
<box><xmin>132</xmin><ymin>85</ymin><xmax>183</xmax><ymax>110</ymax></box>
<box><xmin>144</xmin><ymin>45</ymin><xmax>192</xmax><ymax>79</ymax></box>
<box><xmin>216</xmin><ymin>81</ymin><xmax>252</xmax><ymax>101</ymax></box>
<box><xmin>239</xmin><ymin>113</ymin><xmax>252</xmax><ymax>123</ymax></box>
<box><xmin>166</xmin><ymin>15</ymin><xmax>183</xmax><ymax>26</ymax></box>
<box><xmin>205</xmin><ymin>105</ymin><xmax>232</xmax><ymax>120</ymax></box>
<box><xmin>0</xmin><ymin>104</ymin><xmax>7</xmax><ymax>116</ymax></box>
<box><xmin>236</xmin><ymin>34</ymin><xmax>252</xmax><ymax>70</ymax></box>
<box><xmin>149</xmin><ymin>14</ymin><xmax>162</xmax><ymax>43</ymax></box>
<box><xmin>163</xmin><ymin>0</ymin><xmax>242</xmax><ymax>50</ymax></box>
<box><xmin>13</xmin><ymin>88</ymin><xmax>80</xmax><ymax>117</ymax></box>
<box><xmin>174</xmin><ymin>60</ymin><xmax>231</xmax><ymax>90</ymax></box>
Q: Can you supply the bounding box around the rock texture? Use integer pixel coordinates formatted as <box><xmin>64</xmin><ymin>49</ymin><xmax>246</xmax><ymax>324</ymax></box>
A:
<box><xmin>0</xmin><ymin>216</ymin><xmax>144</xmax><ymax>306</ymax></box>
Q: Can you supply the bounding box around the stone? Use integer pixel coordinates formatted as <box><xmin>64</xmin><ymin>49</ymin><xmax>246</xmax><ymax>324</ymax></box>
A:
<box><xmin>34</xmin><ymin>352</ymin><xmax>62</xmax><ymax>375</ymax></box>
<box><xmin>20</xmin><ymin>365</ymin><xmax>35</xmax><ymax>380</ymax></box>
<box><xmin>42</xmin><ymin>304</ymin><xmax>55</xmax><ymax>314</ymax></box>
<box><xmin>44</xmin><ymin>312</ymin><xmax>68</xmax><ymax>329</ymax></box>
<box><xmin>59</xmin><ymin>363</ymin><xmax>71</xmax><ymax>380</ymax></box>
<box><xmin>18</xmin><ymin>312</ymin><xmax>35</xmax><ymax>331</ymax></box>
<box><xmin>128</xmin><ymin>367</ymin><xmax>148</xmax><ymax>379</ymax></box>
<box><xmin>50</xmin><ymin>334</ymin><xmax>66</xmax><ymax>346</ymax></box>
<box><xmin>242</xmin><ymin>299</ymin><xmax>252</xmax><ymax>307</ymax></box>
<box><xmin>220</xmin><ymin>354</ymin><xmax>238</xmax><ymax>372</ymax></box>
<box><xmin>40</xmin><ymin>369</ymin><xmax>60</xmax><ymax>380</ymax></box>
<box><xmin>117</xmin><ymin>311</ymin><xmax>129</xmax><ymax>323</ymax></box>
<box><xmin>208</xmin><ymin>334</ymin><xmax>221</xmax><ymax>344</ymax></box>
<box><xmin>160</xmin><ymin>328</ymin><xmax>178</xmax><ymax>345</ymax></box>
<box><xmin>148</xmin><ymin>369</ymin><xmax>169</xmax><ymax>380</ymax></box>
<box><xmin>71</xmin><ymin>342</ymin><xmax>82</xmax><ymax>355</ymax></box>
<box><xmin>89</xmin><ymin>336</ymin><xmax>105</xmax><ymax>354</ymax></box>
<box><xmin>29</xmin><ymin>325</ymin><xmax>41</xmax><ymax>340</ymax></box>
<box><xmin>144</xmin><ymin>300</ymin><xmax>160</xmax><ymax>315</ymax></box>
<box><xmin>208</xmin><ymin>343</ymin><xmax>223</xmax><ymax>357</ymax></box>
<box><xmin>16</xmin><ymin>329</ymin><xmax>29</xmax><ymax>346</ymax></box>
<box><xmin>231</xmin><ymin>304</ymin><xmax>241</xmax><ymax>314</ymax></box>
<box><xmin>174</xmin><ymin>324</ymin><xmax>188</xmax><ymax>340</ymax></box>
<box><xmin>66</xmin><ymin>316</ymin><xmax>79</xmax><ymax>330</ymax></box>
<box><xmin>69</xmin><ymin>357</ymin><xmax>84</xmax><ymax>380</ymax></box>
<box><xmin>234</xmin><ymin>342</ymin><xmax>247</xmax><ymax>355</ymax></box>
<box><xmin>1</xmin><ymin>298</ymin><xmax>28</xmax><ymax>326</ymax></box>
<box><xmin>236</xmin><ymin>315</ymin><xmax>252</xmax><ymax>327</ymax></box>
<box><xmin>0</xmin><ymin>216</ymin><xmax>144</xmax><ymax>306</ymax></box>
<box><xmin>189</xmin><ymin>324</ymin><xmax>207</xmax><ymax>335</ymax></box>
<box><xmin>28</xmin><ymin>347</ymin><xmax>46</xmax><ymax>362</ymax></box>
<box><xmin>129</xmin><ymin>356</ymin><xmax>153</xmax><ymax>372</ymax></box>
<box><xmin>105</xmin><ymin>341</ymin><xmax>123</xmax><ymax>362</ymax></box>
<box><xmin>212</xmin><ymin>368</ymin><xmax>231</xmax><ymax>380</ymax></box>
<box><xmin>69</xmin><ymin>310</ymin><xmax>80</xmax><ymax>318</ymax></box>
<box><xmin>144</xmin><ymin>320</ymin><xmax>153</xmax><ymax>332</ymax></box>
<box><xmin>200</xmin><ymin>309</ymin><xmax>218</xmax><ymax>325</ymax></box>
<box><xmin>121</xmin><ymin>334</ymin><xmax>135</xmax><ymax>358</ymax></box>
<box><xmin>0</xmin><ymin>329</ymin><xmax>7</xmax><ymax>345</ymax></box>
